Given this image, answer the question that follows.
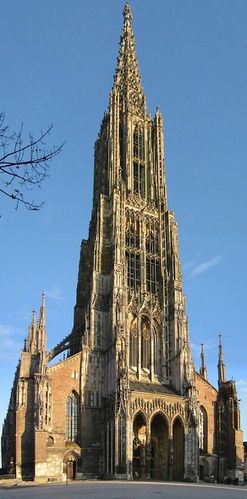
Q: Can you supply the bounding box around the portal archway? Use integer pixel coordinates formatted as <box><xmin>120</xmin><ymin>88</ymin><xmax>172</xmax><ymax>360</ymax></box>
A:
<box><xmin>133</xmin><ymin>412</ymin><xmax>147</xmax><ymax>479</ymax></box>
<box><xmin>150</xmin><ymin>413</ymin><xmax>168</xmax><ymax>480</ymax></box>
<box><xmin>172</xmin><ymin>417</ymin><xmax>184</xmax><ymax>481</ymax></box>
<box><xmin>64</xmin><ymin>451</ymin><xmax>80</xmax><ymax>480</ymax></box>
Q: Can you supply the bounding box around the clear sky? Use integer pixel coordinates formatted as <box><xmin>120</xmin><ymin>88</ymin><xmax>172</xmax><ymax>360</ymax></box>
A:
<box><xmin>1</xmin><ymin>0</ymin><xmax>247</xmax><ymax>444</ymax></box>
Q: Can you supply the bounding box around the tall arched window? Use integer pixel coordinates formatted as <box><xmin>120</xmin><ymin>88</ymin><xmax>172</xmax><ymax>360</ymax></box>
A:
<box><xmin>141</xmin><ymin>319</ymin><xmax>151</xmax><ymax>369</ymax></box>
<box><xmin>125</xmin><ymin>210</ymin><xmax>140</xmax><ymax>290</ymax></box>
<box><xmin>129</xmin><ymin>320</ymin><xmax>138</xmax><ymax>367</ymax></box>
<box><xmin>145</xmin><ymin>218</ymin><xmax>160</xmax><ymax>294</ymax></box>
<box><xmin>66</xmin><ymin>392</ymin><xmax>79</xmax><ymax>442</ymax></box>
<box><xmin>199</xmin><ymin>406</ymin><xmax>208</xmax><ymax>453</ymax></box>
<box><xmin>153</xmin><ymin>325</ymin><xmax>160</xmax><ymax>374</ymax></box>
<box><xmin>133</xmin><ymin>125</ymin><xmax>145</xmax><ymax>197</ymax></box>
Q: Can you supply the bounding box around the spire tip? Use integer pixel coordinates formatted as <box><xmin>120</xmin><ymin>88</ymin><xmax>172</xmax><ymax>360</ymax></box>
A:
<box><xmin>123</xmin><ymin>2</ymin><xmax>132</xmax><ymax>28</ymax></box>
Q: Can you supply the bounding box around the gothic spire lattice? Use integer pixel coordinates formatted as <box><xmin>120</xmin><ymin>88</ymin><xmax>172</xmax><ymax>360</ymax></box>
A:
<box><xmin>113</xmin><ymin>3</ymin><xmax>146</xmax><ymax>113</ymax></box>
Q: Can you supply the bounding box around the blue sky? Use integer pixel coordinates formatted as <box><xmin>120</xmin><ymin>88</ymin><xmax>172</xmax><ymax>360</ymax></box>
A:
<box><xmin>1</xmin><ymin>0</ymin><xmax>247</xmax><ymax>444</ymax></box>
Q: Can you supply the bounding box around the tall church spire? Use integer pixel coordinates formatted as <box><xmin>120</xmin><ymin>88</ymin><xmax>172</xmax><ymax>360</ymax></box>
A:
<box><xmin>199</xmin><ymin>343</ymin><xmax>208</xmax><ymax>381</ymax></box>
<box><xmin>113</xmin><ymin>2</ymin><xmax>146</xmax><ymax>114</ymax></box>
<box><xmin>218</xmin><ymin>334</ymin><xmax>226</xmax><ymax>385</ymax></box>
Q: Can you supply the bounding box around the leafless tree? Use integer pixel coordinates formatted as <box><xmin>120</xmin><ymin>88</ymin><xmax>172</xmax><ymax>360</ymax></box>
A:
<box><xmin>0</xmin><ymin>112</ymin><xmax>63</xmax><ymax>211</ymax></box>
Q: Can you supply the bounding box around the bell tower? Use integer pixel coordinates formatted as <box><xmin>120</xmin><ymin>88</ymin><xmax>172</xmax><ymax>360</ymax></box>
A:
<box><xmin>72</xmin><ymin>2</ymin><xmax>197</xmax><ymax>479</ymax></box>
<box><xmin>74</xmin><ymin>2</ymin><xmax>194</xmax><ymax>393</ymax></box>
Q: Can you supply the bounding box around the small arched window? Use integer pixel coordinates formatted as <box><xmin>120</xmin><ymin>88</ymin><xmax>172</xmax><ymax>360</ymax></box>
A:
<box><xmin>66</xmin><ymin>392</ymin><xmax>79</xmax><ymax>442</ymax></box>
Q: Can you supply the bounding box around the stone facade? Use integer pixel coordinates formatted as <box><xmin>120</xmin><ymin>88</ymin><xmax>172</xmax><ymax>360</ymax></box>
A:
<box><xmin>1</xmin><ymin>3</ymin><xmax>244</xmax><ymax>484</ymax></box>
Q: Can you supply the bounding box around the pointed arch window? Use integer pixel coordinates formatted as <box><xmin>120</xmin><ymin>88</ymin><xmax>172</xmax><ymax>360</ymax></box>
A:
<box><xmin>126</xmin><ymin>212</ymin><xmax>140</xmax><ymax>250</ymax></box>
<box><xmin>153</xmin><ymin>325</ymin><xmax>160</xmax><ymax>374</ymax></box>
<box><xmin>125</xmin><ymin>210</ymin><xmax>141</xmax><ymax>290</ymax></box>
<box><xmin>66</xmin><ymin>392</ymin><xmax>79</xmax><ymax>442</ymax></box>
<box><xmin>199</xmin><ymin>406</ymin><xmax>208</xmax><ymax>453</ymax></box>
<box><xmin>146</xmin><ymin>257</ymin><xmax>159</xmax><ymax>294</ymax></box>
<box><xmin>126</xmin><ymin>251</ymin><xmax>140</xmax><ymax>290</ymax></box>
<box><xmin>146</xmin><ymin>218</ymin><xmax>160</xmax><ymax>294</ymax></box>
<box><xmin>133</xmin><ymin>126</ymin><xmax>144</xmax><ymax>160</ymax></box>
<box><xmin>146</xmin><ymin>220</ymin><xmax>159</xmax><ymax>255</ymax></box>
<box><xmin>141</xmin><ymin>319</ymin><xmax>151</xmax><ymax>369</ymax></box>
<box><xmin>133</xmin><ymin>125</ymin><xmax>145</xmax><ymax>197</ymax></box>
<box><xmin>129</xmin><ymin>320</ymin><xmax>138</xmax><ymax>367</ymax></box>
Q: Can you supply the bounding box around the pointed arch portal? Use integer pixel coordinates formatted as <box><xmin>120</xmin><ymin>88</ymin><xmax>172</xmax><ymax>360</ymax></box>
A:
<box><xmin>133</xmin><ymin>412</ymin><xmax>147</xmax><ymax>479</ymax></box>
<box><xmin>150</xmin><ymin>413</ymin><xmax>168</xmax><ymax>480</ymax></box>
<box><xmin>172</xmin><ymin>417</ymin><xmax>184</xmax><ymax>481</ymax></box>
<box><xmin>64</xmin><ymin>451</ymin><xmax>80</xmax><ymax>480</ymax></box>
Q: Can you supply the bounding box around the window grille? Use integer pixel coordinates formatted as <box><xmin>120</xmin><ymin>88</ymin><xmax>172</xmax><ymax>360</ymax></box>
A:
<box><xmin>126</xmin><ymin>251</ymin><xmax>140</xmax><ymax>290</ymax></box>
<box><xmin>145</xmin><ymin>218</ymin><xmax>160</xmax><ymax>294</ymax></box>
<box><xmin>133</xmin><ymin>126</ymin><xmax>145</xmax><ymax>197</ymax></box>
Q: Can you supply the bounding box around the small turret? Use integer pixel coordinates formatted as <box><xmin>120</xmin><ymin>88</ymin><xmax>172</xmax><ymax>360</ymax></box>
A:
<box><xmin>26</xmin><ymin>310</ymin><xmax>37</xmax><ymax>353</ymax></box>
<box><xmin>199</xmin><ymin>343</ymin><xmax>208</xmax><ymax>381</ymax></box>
<box><xmin>218</xmin><ymin>334</ymin><xmax>226</xmax><ymax>385</ymax></box>
<box><xmin>37</xmin><ymin>292</ymin><xmax>47</xmax><ymax>353</ymax></box>
<box><xmin>25</xmin><ymin>295</ymin><xmax>47</xmax><ymax>355</ymax></box>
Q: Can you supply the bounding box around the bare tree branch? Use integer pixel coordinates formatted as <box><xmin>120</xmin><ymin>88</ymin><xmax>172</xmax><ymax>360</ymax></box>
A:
<box><xmin>0</xmin><ymin>113</ymin><xmax>64</xmax><ymax>212</ymax></box>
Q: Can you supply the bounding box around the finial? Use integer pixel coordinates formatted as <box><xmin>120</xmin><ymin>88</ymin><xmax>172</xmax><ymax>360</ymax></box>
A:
<box><xmin>32</xmin><ymin>310</ymin><xmax>36</xmax><ymax>325</ymax></box>
<box><xmin>39</xmin><ymin>291</ymin><xmax>46</xmax><ymax>329</ymax></box>
<box><xmin>123</xmin><ymin>3</ymin><xmax>132</xmax><ymax>29</ymax></box>
<box><xmin>200</xmin><ymin>342</ymin><xmax>208</xmax><ymax>381</ymax></box>
<box><xmin>218</xmin><ymin>333</ymin><xmax>226</xmax><ymax>384</ymax></box>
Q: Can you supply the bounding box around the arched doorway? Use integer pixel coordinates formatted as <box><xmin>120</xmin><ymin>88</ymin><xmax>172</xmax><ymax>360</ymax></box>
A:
<box><xmin>150</xmin><ymin>413</ymin><xmax>168</xmax><ymax>480</ymax></box>
<box><xmin>64</xmin><ymin>451</ymin><xmax>79</xmax><ymax>480</ymax></box>
<box><xmin>172</xmin><ymin>417</ymin><xmax>184</xmax><ymax>481</ymax></box>
<box><xmin>133</xmin><ymin>412</ymin><xmax>147</xmax><ymax>479</ymax></box>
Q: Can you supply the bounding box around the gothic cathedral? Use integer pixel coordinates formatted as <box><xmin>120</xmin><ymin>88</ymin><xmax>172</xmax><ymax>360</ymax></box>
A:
<box><xmin>2</xmin><ymin>4</ymin><xmax>244</xmax><ymax>483</ymax></box>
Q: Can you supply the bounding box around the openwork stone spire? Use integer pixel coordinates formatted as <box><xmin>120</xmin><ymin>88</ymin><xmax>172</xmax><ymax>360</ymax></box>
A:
<box><xmin>113</xmin><ymin>3</ymin><xmax>146</xmax><ymax>114</ymax></box>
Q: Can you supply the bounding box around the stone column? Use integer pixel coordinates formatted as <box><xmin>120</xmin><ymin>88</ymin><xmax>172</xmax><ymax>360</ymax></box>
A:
<box><xmin>137</xmin><ymin>308</ymin><xmax>141</xmax><ymax>380</ymax></box>
<box><xmin>150</xmin><ymin>311</ymin><xmax>154</xmax><ymax>382</ymax></box>
<box><xmin>145</xmin><ymin>419</ymin><xmax>151</xmax><ymax>479</ymax></box>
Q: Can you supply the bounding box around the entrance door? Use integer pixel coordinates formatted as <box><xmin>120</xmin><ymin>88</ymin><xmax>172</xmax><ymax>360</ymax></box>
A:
<box><xmin>173</xmin><ymin>418</ymin><xmax>184</xmax><ymax>481</ymax></box>
<box><xmin>150</xmin><ymin>413</ymin><xmax>168</xmax><ymax>480</ymax></box>
<box><xmin>66</xmin><ymin>460</ymin><xmax>76</xmax><ymax>479</ymax></box>
<box><xmin>133</xmin><ymin>412</ymin><xmax>147</xmax><ymax>479</ymax></box>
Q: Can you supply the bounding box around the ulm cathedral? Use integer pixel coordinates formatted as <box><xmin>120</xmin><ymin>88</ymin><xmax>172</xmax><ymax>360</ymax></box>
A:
<box><xmin>2</xmin><ymin>4</ymin><xmax>243</xmax><ymax>484</ymax></box>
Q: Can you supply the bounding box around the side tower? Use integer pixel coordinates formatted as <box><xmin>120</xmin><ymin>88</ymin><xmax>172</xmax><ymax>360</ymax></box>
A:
<box><xmin>73</xmin><ymin>4</ymin><xmax>197</xmax><ymax>480</ymax></box>
<box><xmin>217</xmin><ymin>336</ymin><xmax>244</xmax><ymax>482</ymax></box>
<box><xmin>2</xmin><ymin>295</ymin><xmax>49</xmax><ymax>480</ymax></box>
